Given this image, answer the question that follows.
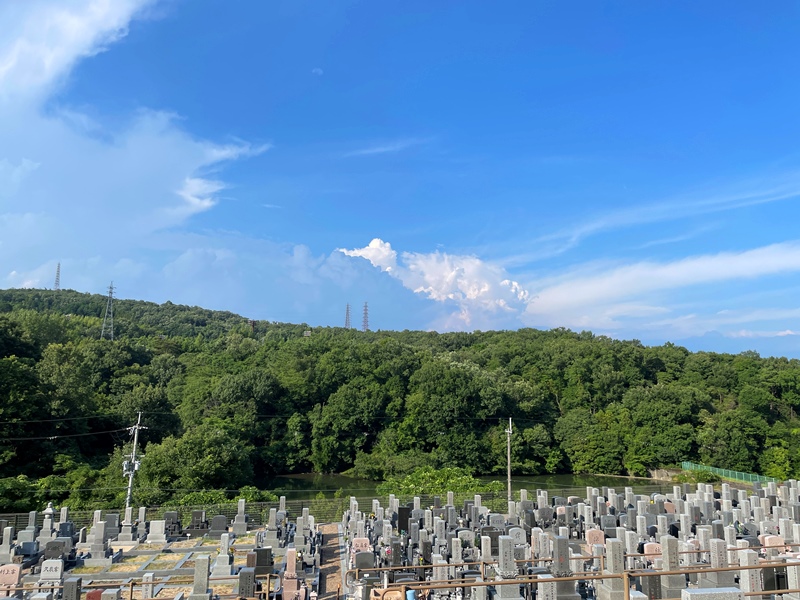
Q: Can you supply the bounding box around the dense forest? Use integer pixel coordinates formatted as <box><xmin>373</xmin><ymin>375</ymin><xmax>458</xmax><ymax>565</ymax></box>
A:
<box><xmin>0</xmin><ymin>288</ymin><xmax>799</xmax><ymax>511</ymax></box>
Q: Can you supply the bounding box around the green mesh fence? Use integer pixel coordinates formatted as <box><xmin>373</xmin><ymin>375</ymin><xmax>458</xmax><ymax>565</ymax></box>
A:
<box><xmin>680</xmin><ymin>461</ymin><xmax>778</xmax><ymax>484</ymax></box>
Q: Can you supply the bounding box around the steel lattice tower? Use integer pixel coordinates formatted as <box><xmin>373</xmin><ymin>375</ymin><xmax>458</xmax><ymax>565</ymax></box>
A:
<box><xmin>362</xmin><ymin>301</ymin><xmax>369</xmax><ymax>332</ymax></box>
<box><xmin>54</xmin><ymin>263</ymin><xmax>61</xmax><ymax>291</ymax></box>
<box><xmin>344</xmin><ymin>303</ymin><xmax>351</xmax><ymax>329</ymax></box>
<box><xmin>100</xmin><ymin>282</ymin><xmax>115</xmax><ymax>340</ymax></box>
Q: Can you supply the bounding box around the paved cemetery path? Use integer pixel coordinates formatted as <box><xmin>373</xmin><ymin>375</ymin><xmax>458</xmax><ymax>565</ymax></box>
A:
<box><xmin>319</xmin><ymin>523</ymin><xmax>345</xmax><ymax>600</ymax></box>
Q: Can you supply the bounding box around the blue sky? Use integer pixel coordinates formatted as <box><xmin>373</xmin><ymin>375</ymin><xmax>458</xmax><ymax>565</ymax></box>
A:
<box><xmin>2</xmin><ymin>1</ymin><xmax>800</xmax><ymax>356</ymax></box>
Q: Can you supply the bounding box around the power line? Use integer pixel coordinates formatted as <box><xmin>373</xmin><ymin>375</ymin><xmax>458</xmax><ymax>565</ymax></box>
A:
<box><xmin>0</xmin><ymin>428</ymin><xmax>129</xmax><ymax>442</ymax></box>
<box><xmin>0</xmin><ymin>415</ymin><xmax>118</xmax><ymax>425</ymax></box>
<box><xmin>0</xmin><ymin>412</ymin><xmax>523</xmax><ymax>428</ymax></box>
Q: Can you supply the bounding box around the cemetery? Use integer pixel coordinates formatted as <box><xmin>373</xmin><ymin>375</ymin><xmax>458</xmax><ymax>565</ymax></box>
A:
<box><xmin>0</xmin><ymin>497</ymin><xmax>323</xmax><ymax>600</ymax></box>
<box><xmin>339</xmin><ymin>480</ymin><xmax>800</xmax><ymax>600</ymax></box>
<box><xmin>6</xmin><ymin>479</ymin><xmax>800</xmax><ymax>600</ymax></box>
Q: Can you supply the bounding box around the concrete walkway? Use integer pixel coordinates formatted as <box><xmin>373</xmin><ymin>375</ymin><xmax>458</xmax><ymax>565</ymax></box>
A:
<box><xmin>319</xmin><ymin>523</ymin><xmax>346</xmax><ymax>600</ymax></box>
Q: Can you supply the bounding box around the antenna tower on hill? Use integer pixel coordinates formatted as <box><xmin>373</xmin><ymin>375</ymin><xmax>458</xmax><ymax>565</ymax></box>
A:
<box><xmin>362</xmin><ymin>301</ymin><xmax>369</xmax><ymax>332</ymax></box>
<box><xmin>54</xmin><ymin>263</ymin><xmax>61</xmax><ymax>291</ymax></box>
<box><xmin>344</xmin><ymin>303</ymin><xmax>351</xmax><ymax>329</ymax></box>
<box><xmin>100</xmin><ymin>282</ymin><xmax>115</xmax><ymax>341</ymax></box>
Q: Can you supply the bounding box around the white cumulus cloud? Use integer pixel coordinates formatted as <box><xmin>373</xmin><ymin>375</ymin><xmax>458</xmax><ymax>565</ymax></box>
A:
<box><xmin>339</xmin><ymin>238</ymin><xmax>397</xmax><ymax>272</ymax></box>
<box><xmin>339</xmin><ymin>238</ymin><xmax>531</xmax><ymax>327</ymax></box>
<box><xmin>0</xmin><ymin>0</ymin><xmax>157</xmax><ymax>102</ymax></box>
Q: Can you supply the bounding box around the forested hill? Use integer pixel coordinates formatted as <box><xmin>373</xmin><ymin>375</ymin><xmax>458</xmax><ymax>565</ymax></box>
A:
<box><xmin>1</xmin><ymin>287</ymin><xmax>799</xmax><ymax>510</ymax></box>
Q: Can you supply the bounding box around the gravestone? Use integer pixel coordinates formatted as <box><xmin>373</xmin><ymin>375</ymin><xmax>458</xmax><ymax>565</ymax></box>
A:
<box><xmin>208</xmin><ymin>515</ymin><xmax>228</xmax><ymax>539</ymax></box>
<box><xmin>16</xmin><ymin>512</ymin><xmax>38</xmax><ymax>546</ymax></box>
<box><xmin>238</xmin><ymin>568</ymin><xmax>256</xmax><ymax>599</ymax></box>
<box><xmin>0</xmin><ymin>564</ymin><xmax>21</xmax><ymax>598</ymax></box>
<box><xmin>83</xmin><ymin>522</ymin><xmax>112</xmax><ymax>566</ymax></box>
<box><xmin>212</xmin><ymin>534</ymin><xmax>233</xmax><ymax>577</ymax></box>
<box><xmin>185</xmin><ymin>510</ymin><xmax>209</xmax><ymax>538</ymax></box>
<box><xmin>118</xmin><ymin>507</ymin><xmax>136</xmax><ymax>542</ymax></box>
<box><xmin>232</xmin><ymin>499</ymin><xmax>248</xmax><ymax>536</ymax></box>
<box><xmin>495</xmin><ymin>536</ymin><xmax>522</xmax><ymax>600</ymax></box>
<box><xmin>699</xmin><ymin>538</ymin><xmax>735</xmax><ymax>588</ymax></box>
<box><xmin>586</xmin><ymin>529</ymin><xmax>605</xmax><ymax>546</ymax></box>
<box><xmin>44</xmin><ymin>540</ymin><xmax>68</xmax><ymax>561</ymax></box>
<box><xmin>552</xmin><ymin>536</ymin><xmax>581</xmax><ymax>600</ymax></box>
<box><xmin>265</xmin><ymin>509</ymin><xmax>279</xmax><ymax>546</ymax></box>
<box><xmin>142</xmin><ymin>573</ymin><xmax>154</xmax><ymax>599</ymax></box>
<box><xmin>738</xmin><ymin>549</ymin><xmax>762</xmax><ymax>596</ymax></box>
<box><xmin>596</xmin><ymin>538</ymin><xmax>625</xmax><ymax>600</ymax></box>
<box><xmin>253</xmin><ymin>547</ymin><xmax>273</xmax><ymax>576</ymax></box>
<box><xmin>354</xmin><ymin>551</ymin><xmax>374</xmax><ymax>570</ymax></box>
<box><xmin>146</xmin><ymin>520</ymin><xmax>167</xmax><ymax>544</ymax></box>
<box><xmin>37</xmin><ymin>559</ymin><xmax>63</xmax><ymax>596</ymax></box>
<box><xmin>100</xmin><ymin>589</ymin><xmax>120</xmax><ymax>600</ymax></box>
<box><xmin>63</xmin><ymin>578</ymin><xmax>81</xmax><ymax>600</ymax></box>
<box><xmin>105</xmin><ymin>514</ymin><xmax>120</xmax><ymax>539</ymax></box>
<box><xmin>163</xmin><ymin>512</ymin><xmax>181</xmax><ymax>538</ymax></box>
<box><xmin>0</xmin><ymin>527</ymin><xmax>17</xmax><ymax>564</ymax></box>
<box><xmin>187</xmin><ymin>554</ymin><xmax>212</xmax><ymax>600</ymax></box>
<box><xmin>283</xmin><ymin>548</ymin><xmax>300</xmax><ymax>598</ymax></box>
<box><xmin>660</xmin><ymin>536</ymin><xmax>685</xmax><ymax>598</ymax></box>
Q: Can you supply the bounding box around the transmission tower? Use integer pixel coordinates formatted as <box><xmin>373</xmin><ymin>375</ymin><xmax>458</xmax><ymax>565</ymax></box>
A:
<box><xmin>362</xmin><ymin>301</ymin><xmax>369</xmax><ymax>332</ymax></box>
<box><xmin>100</xmin><ymin>282</ymin><xmax>115</xmax><ymax>340</ymax></box>
<box><xmin>344</xmin><ymin>303</ymin><xmax>351</xmax><ymax>329</ymax></box>
<box><xmin>54</xmin><ymin>263</ymin><xmax>61</xmax><ymax>291</ymax></box>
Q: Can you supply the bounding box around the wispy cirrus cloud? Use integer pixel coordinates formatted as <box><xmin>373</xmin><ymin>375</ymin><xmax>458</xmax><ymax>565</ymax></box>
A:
<box><xmin>727</xmin><ymin>329</ymin><xmax>800</xmax><ymax>339</ymax></box>
<box><xmin>342</xmin><ymin>137</ymin><xmax>431</xmax><ymax>157</ymax></box>
<box><xmin>499</xmin><ymin>171</ymin><xmax>800</xmax><ymax>268</ymax></box>
<box><xmin>524</xmin><ymin>241</ymin><xmax>800</xmax><ymax>332</ymax></box>
<box><xmin>634</xmin><ymin>223</ymin><xmax>718</xmax><ymax>250</ymax></box>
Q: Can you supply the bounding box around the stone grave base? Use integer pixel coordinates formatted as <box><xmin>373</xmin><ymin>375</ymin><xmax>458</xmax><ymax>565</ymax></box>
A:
<box><xmin>597</xmin><ymin>586</ymin><xmax>625</xmax><ymax>600</ymax></box>
<box><xmin>83</xmin><ymin>557</ymin><xmax>114</xmax><ymax>567</ymax></box>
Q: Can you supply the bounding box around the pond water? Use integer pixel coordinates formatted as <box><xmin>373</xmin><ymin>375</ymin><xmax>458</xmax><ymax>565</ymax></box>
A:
<box><xmin>265</xmin><ymin>472</ymin><xmax>663</xmax><ymax>500</ymax></box>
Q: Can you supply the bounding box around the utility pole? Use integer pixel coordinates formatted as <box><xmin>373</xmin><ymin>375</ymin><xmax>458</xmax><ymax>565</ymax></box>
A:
<box><xmin>506</xmin><ymin>417</ymin><xmax>513</xmax><ymax>505</ymax></box>
<box><xmin>123</xmin><ymin>412</ymin><xmax>146</xmax><ymax>510</ymax></box>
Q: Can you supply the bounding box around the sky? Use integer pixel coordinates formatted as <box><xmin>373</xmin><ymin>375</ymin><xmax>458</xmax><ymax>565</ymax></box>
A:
<box><xmin>2</xmin><ymin>1</ymin><xmax>800</xmax><ymax>357</ymax></box>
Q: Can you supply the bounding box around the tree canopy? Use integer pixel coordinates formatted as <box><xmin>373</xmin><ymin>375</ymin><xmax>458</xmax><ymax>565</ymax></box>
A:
<box><xmin>1</xmin><ymin>288</ymin><xmax>798</xmax><ymax>511</ymax></box>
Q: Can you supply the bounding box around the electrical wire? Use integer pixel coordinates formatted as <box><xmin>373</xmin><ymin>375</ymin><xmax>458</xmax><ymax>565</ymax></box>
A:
<box><xmin>0</xmin><ymin>428</ymin><xmax>129</xmax><ymax>442</ymax></box>
<box><xmin>0</xmin><ymin>414</ymin><xmax>118</xmax><ymax>425</ymax></box>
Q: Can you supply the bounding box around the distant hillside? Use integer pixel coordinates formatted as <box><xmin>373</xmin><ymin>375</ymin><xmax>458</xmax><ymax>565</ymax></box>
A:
<box><xmin>0</xmin><ymin>287</ymin><xmax>798</xmax><ymax>511</ymax></box>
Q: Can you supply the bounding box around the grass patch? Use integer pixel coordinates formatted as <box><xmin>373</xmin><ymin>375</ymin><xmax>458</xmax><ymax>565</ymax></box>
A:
<box><xmin>72</xmin><ymin>566</ymin><xmax>104</xmax><ymax>574</ymax></box>
<box><xmin>146</xmin><ymin>561</ymin><xmax>178</xmax><ymax>570</ymax></box>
